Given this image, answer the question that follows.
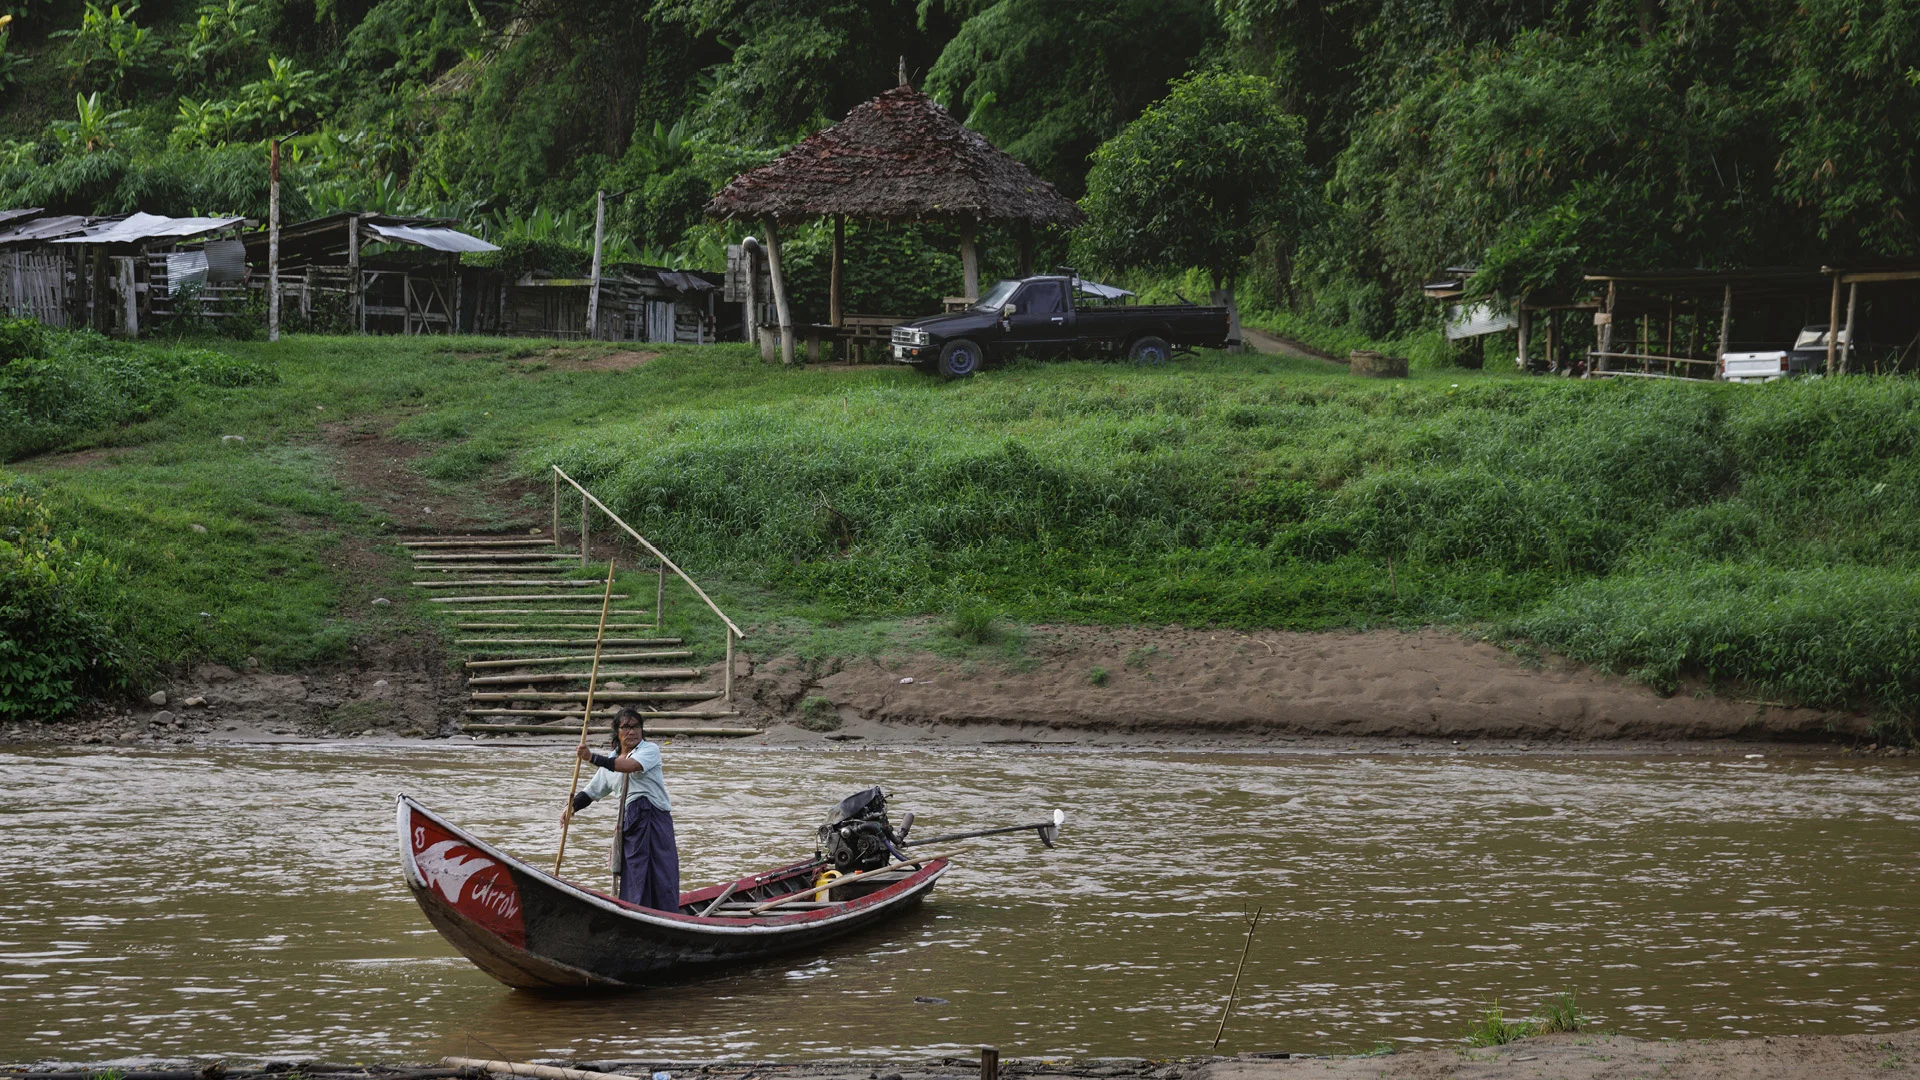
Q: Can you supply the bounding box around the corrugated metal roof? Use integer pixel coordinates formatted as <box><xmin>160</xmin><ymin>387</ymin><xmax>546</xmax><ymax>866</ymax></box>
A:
<box><xmin>0</xmin><ymin>213</ymin><xmax>93</xmax><ymax>247</ymax></box>
<box><xmin>363</xmin><ymin>221</ymin><xmax>498</xmax><ymax>253</ymax></box>
<box><xmin>0</xmin><ymin>207</ymin><xmax>45</xmax><ymax>228</ymax></box>
<box><xmin>51</xmin><ymin>212</ymin><xmax>245</xmax><ymax>246</ymax></box>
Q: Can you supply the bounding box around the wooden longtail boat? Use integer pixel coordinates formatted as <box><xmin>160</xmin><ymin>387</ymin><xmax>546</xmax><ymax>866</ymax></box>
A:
<box><xmin>395</xmin><ymin>795</ymin><xmax>949</xmax><ymax>989</ymax></box>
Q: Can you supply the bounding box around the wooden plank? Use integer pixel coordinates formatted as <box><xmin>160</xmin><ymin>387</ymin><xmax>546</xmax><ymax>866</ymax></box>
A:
<box><xmin>466</xmin><ymin>690</ymin><xmax>719</xmax><ymax>701</ymax></box>
<box><xmin>398</xmin><ymin>539</ymin><xmax>557</xmax><ymax>548</ymax></box>
<box><xmin>467</xmin><ymin>668</ymin><xmax>701</xmax><ymax>685</ymax></box>
<box><xmin>464</xmin><ymin>650</ymin><xmax>690</xmax><ymax>669</ymax></box>
<box><xmin>431</xmin><ymin>608</ymin><xmax>652</xmax><ymax>616</ymax></box>
<box><xmin>429</xmin><ymin>594</ymin><xmax>630</xmax><ymax>603</ymax></box>
<box><xmin>457</xmin><ymin>636</ymin><xmax>679</xmax><ymax>646</ymax></box>
<box><xmin>414</xmin><ymin>579</ymin><xmax>602</xmax><ymax>588</ymax></box>
<box><xmin>454</xmin><ymin>623</ymin><xmax>658</xmax><ymax>630</ymax></box>
<box><xmin>460</xmin><ymin>723</ymin><xmax>756</xmax><ymax>735</ymax></box>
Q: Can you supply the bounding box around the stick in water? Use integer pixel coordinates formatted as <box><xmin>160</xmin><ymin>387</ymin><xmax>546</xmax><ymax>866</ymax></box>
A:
<box><xmin>1211</xmin><ymin>905</ymin><xmax>1263</xmax><ymax>1050</ymax></box>
<box><xmin>553</xmin><ymin>560</ymin><xmax>619</xmax><ymax>875</ymax></box>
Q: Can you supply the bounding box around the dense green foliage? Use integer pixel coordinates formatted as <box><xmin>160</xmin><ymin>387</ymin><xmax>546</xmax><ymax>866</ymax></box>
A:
<box><xmin>0</xmin><ymin>318</ymin><xmax>276</xmax><ymax>460</ymax></box>
<box><xmin>4</xmin><ymin>0</ymin><xmax>1915</xmax><ymax>331</ymax></box>
<box><xmin>0</xmin><ymin>472</ymin><xmax>130</xmax><ymax>718</ymax></box>
<box><xmin>1075</xmin><ymin>71</ymin><xmax>1308</xmax><ymax>314</ymax></box>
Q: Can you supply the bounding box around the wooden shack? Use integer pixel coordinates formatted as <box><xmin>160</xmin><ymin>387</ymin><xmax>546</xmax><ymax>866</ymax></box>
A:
<box><xmin>238</xmin><ymin>212</ymin><xmax>499</xmax><ymax>334</ymax></box>
<box><xmin>474</xmin><ymin>265</ymin><xmax>730</xmax><ymax>342</ymax></box>
<box><xmin>0</xmin><ymin>209</ymin><xmax>248</xmax><ymax>336</ymax></box>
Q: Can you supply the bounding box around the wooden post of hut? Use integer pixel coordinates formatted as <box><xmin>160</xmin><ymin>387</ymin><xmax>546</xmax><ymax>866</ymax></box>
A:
<box><xmin>268</xmin><ymin>137</ymin><xmax>281</xmax><ymax>343</ymax></box>
<box><xmin>587</xmin><ymin>189</ymin><xmax>606</xmax><ymax>341</ymax></box>
<box><xmin>829</xmin><ymin>214</ymin><xmax>845</xmax><ymax>329</ymax></box>
<box><xmin>347</xmin><ymin>213</ymin><xmax>363</xmax><ymax>334</ymax></box>
<box><xmin>1825</xmin><ymin>273</ymin><xmax>1841</xmax><ymax>375</ymax></box>
<box><xmin>959</xmin><ymin>215</ymin><xmax>980</xmax><ymax>301</ymax></box>
<box><xmin>763</xmin><ymin>220</ymin><xmax>795</xmax><ymax>365</ymax></box>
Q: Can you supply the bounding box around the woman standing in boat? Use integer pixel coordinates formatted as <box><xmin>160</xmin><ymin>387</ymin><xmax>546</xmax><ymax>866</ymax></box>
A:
<box><xmin>564</xmin><ymin>707</ymin><xmax>681</xmax><ymax>909</ymax></box>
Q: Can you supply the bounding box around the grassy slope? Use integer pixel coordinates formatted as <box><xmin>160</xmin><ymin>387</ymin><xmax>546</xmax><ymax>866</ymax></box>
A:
<box><xmin>9</xmin><ymin>336</ymin><xmax>1919</xmax><ymax>735</ymax></box>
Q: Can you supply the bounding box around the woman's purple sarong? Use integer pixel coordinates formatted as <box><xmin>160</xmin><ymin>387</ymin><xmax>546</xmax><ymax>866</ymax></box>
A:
<box><xmin>618</xmin><ymin>798</ymin><xmax>681</xmax><ymax>910</ymax></box>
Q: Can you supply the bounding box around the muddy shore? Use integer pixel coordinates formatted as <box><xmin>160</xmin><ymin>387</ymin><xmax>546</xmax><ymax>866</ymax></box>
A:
<box><xmin>9</xmin><ymin>1032</ymin><xmax>1920</xmax><ymax>1080</ymax></box>
<box><xmin>4</xmin><ymin>623</ymin><xmax>1905</xmax><ymax>755</ymax></box>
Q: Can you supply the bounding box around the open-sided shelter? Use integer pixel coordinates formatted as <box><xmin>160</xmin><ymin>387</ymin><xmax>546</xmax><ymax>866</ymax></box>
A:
<box><xmin>239</xmin><ymin>212</ymin><xmax>498</xmax><ymax>334</ymax></box>
<box><xmin>705</xmin><ymin>79</ymin><xmax>1084</xmax><ymax>363</ymax></box>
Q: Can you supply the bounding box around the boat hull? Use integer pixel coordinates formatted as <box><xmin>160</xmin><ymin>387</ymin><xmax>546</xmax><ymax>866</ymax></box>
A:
<box><xmin>396</xmin><ymin>795</ymin><xmax>946</xmax><ymax>989</ymax></box>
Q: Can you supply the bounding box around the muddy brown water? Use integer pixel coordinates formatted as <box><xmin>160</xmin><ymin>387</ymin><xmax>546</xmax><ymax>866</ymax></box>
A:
<box><xmin>2</xmin><ymin>745</ymin><xmax>1916</xmax><ymax>1063</ymax></box>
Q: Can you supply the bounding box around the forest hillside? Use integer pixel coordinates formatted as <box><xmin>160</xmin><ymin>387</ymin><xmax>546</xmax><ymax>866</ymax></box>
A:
<box><xmin>1</xmin><ymin>0</ymin><xmax>1915</xmax><ymax>335</ymax></box>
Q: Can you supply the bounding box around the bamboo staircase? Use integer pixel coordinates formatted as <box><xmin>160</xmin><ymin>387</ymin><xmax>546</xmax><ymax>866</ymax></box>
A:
<box><xmin>404</xmin><ymin>468</ymin><xmax>757</xmax><ymax>739</ymax></box>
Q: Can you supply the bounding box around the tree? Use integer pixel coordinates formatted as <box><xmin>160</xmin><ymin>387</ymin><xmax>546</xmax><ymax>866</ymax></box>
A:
<box><xmin>1074</xmin><ymin>70</ymin><xmax>1308</xmax><ymax>346</ymax></box>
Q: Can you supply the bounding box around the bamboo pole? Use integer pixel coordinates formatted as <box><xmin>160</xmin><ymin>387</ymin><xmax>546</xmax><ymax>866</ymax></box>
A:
<box><xmin>268</xmin><ymin>137</ymin><xmax>280</xmax><ymax>343</ymax></box>
<box><xmin>553</xmin><ymin>562</ymin><xmax>619</xmax><ymax>876</ymax></box>
<box><xmin>764</xmin><ymin>219</ymin><xmax>795</xmax><ymax>365</ymax></box>
<box><xmin>467</xmin><ymin>668</ymin><xmax>700</xmax><ymax>685</ymax></box>
<box><xmin>1211</xmin><ymin>905</ymin><xmax>1263</xmax><ymax>1050</ymax></box>
<box><xmin>551</xmin><ymin>468</ymin><xmax>559</xmax><ymax>542</ymax></box>
<box><xmin>464</xmin><ymin>650</ymin><xmax>689</xmax><ymax>669</ymax></box>
<box><xmin>586</xmin><ymin>189</ymin><xmax>605</xmax><ymax>341</ymax></box>
<box><xmin>655</xmin><ymin>563</ymin><xmax>666</xmax><ymax>629</ymax></box>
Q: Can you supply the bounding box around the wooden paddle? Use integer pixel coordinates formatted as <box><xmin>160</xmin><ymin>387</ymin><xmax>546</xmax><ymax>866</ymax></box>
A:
<box><xmin>553</xmin><ymin>560</ymin><xmax>619</xmax><ymax>875</ymax></box>
<box><xmin>743</xmin><ymin>850</ymin><xmax>962</xmax><ymax>916</ymax></box>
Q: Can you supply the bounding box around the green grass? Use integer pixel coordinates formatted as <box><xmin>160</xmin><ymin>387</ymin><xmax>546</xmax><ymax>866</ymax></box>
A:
<box><xmin>4</xmin><ymin>330</ymin><xmax>1919</xmax><ymax>732</ymax></box>
<box><xmin>1463</xmin><ymin>1003</ymin><xmax>1537</xmax><ymax>1047</ymax></box>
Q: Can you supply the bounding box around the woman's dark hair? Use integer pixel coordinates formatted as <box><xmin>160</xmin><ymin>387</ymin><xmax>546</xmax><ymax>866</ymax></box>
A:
<box><xmin>609</xmin><ymin>707</ymin><xmax>645</xmax><ymax>748</ymax></box>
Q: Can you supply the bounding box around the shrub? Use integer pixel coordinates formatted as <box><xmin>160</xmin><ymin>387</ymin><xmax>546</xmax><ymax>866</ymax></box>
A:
<box><xmin>1088</xmin><ymin>666</ymin><xmax>1109</xmax><ymax>686</ymax></box>
<box><xmin>946</xmin><ymin>601</ymin><xmax>1001</xmax><ymax>645</ymax></box>
<box><xmin>0</xmin><ymin>473</ymin><xmax>132</xmax><ymax>718</ymax></box>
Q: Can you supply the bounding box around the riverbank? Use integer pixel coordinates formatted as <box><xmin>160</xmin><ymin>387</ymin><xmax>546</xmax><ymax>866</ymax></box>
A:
<box><xmin>5</xmin><ymin>334</ymin><xmax>1918</xmax><ymax>741</ymax></box>
<box><xmin>9</xmin><ymin>1032</ymin><xmax>1919</xmax><ymax>1080</ymax></box>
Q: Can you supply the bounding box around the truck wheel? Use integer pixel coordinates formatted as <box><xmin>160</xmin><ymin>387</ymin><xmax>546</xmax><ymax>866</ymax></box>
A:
<box><xmin>1128</xmin><ymin>335</ymin><xmax>1171</xmax><ymax>366</ymax></box>
<box><xmin>938</xmin><ymin>339</ymin><xmax>983</xmax><ymax>379</ymax></box>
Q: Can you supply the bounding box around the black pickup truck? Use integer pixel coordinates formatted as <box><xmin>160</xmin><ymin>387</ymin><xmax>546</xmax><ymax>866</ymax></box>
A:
<box><xmin>889</xmin><ymin>275</ymin><xmax>1231</xmax><ymax>377</ymax></box>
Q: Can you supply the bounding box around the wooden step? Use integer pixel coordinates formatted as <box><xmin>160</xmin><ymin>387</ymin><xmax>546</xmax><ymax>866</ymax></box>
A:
<box><xmin>410</xmin><ymin>553</ymin><xmax>576</xmax><ymax>562</ymax></box>
<box><xmin>467</xmin><ymin>690</ymin><xmax>722</xmax><ymax>702</ymax></box>
<box><xmin>464</xmin><ymin>650</ymin><xmax>690</xmax><ymax>669</ymax></box>
<box><xmin>399</xmin><ymin>538</ymin><xmax>557</xmax><ymax>548</ymax></box>
<box><xmin>467</xmin><ymin>668</ymin><xmax>701</xmax><ymax>685</ymax></box>
<box><xmin>413</xmin><ymin>565</ymin><xmax>574</xmax><ymax>574</ymax></box>
<box><xmin>460</xmin><ymin>708</ymin><xmax>737</xmax><ymax>719</ymax></box>
<box><xmin>454</xmin><ymin>623</ymin><xmax>659</xmax><ymax>631</ymax></box>
<box><xmin>461</xmin><ymin>722</ymin><xmax>756</xmax><ymax>736</ymax></box>
<box><xmin>414</xmin><ymin>579</ymin><xmax>603</xmax><ymax>588</ymax></box>
<box><xmin>430</xmin><ymin>608</ymin><xmax>652</xmax><ymax>616</ymax></box>
<box><xmin>456</xmin><ymin>636</ymin><xmax>677</xmax><ymax>646</ymax></box>
<box><xmin>431</xmin><ymin>594</ymin><xmax>630</xmax><ymax>604</ymax></box>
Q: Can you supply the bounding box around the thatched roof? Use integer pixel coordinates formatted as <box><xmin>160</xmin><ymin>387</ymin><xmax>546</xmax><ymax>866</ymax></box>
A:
<box><xmin>705</xmin><ymin>85</ymin><xmax>1084</xmax><ymax>227</ymax></box>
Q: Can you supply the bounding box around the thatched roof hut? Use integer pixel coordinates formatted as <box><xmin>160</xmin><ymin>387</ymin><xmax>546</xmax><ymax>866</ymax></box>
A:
<box><xmin>706</xmin><ymin>81</ymin><xmax>1083</xmax><ymax>363</ymax></box>
<box><xmin>706</xmin><ymin>84</ymin><xmax>1083</xmax><ymax>229</ymax></box>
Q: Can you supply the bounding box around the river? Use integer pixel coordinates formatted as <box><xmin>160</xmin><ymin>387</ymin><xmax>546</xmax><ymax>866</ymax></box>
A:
<box><xmin>1</xmin><ymin>744</ymin><xmax>1916</xmax><ymax>1063</ymax></box>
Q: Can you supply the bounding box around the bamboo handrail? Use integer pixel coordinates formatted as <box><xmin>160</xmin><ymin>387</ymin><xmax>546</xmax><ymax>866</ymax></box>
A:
<box><xmin>552</xmin><ymin>466</ymin><xmax>745</xmax><ymax>639</ymax></box>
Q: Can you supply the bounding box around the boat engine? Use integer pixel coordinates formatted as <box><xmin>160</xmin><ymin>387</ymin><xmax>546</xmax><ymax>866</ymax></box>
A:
<box><xmin>818</xmin><ymin>787</ymin><xmax>904</xmax><ymax>873</ymax></box>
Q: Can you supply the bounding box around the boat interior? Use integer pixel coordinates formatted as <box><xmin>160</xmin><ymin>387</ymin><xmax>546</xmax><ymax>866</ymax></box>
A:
<box><xmin>675</xmin><ymin>860</ymin><xmax>925</xmax><ymax>919</ymax></box>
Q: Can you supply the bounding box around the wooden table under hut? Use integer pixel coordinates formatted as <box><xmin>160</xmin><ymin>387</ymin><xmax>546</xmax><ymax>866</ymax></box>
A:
<box><xmin>704</xmin><ymin>74</ymin><xmax>1084</xmax><ymax>365</ymax></box>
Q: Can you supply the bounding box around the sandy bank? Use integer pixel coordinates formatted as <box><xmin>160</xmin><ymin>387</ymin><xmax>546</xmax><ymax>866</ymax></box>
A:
<box><xmin>10</xmin><ymin>1033</ymin><xmax>1918</xmax><ymax>1080</ymax></box>
<box><xmin>740</xmin><ymin>625</ymin><xmax>1869</xmax><ymax>745</ymax></box>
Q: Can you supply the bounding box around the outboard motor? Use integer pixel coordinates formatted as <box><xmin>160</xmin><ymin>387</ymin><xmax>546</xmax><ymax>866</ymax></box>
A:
<box><xmin>818</xmin><ymin>787</ymin><xmax>903</xmax><ymax>873</ymax></box>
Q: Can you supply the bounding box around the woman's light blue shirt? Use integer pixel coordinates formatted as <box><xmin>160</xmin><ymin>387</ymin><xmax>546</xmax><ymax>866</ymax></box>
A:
<box><xmin>582</xmin><ymin>740</ymin><xmax>672</xmax><ymax>812</ymax></box>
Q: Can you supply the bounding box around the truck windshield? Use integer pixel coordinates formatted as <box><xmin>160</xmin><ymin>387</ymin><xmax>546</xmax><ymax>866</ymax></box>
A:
<box><xmin>972</xmin><ymin>280</ymin><xmax>1020</xmax><ymax>312</ymax></box>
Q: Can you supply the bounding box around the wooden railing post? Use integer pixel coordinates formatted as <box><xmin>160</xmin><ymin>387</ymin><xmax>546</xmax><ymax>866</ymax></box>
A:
<box><xmin>580</xmin><ymin>496</ymin><xmax>588</xmax><ymax>567</ymax></box>
<box><xmin>724</xmin><ymin>630</ymin><xmax>734</xmax><ymax>703</ymax></box>
<box><xmin>656</xmin><ymin>563</ymin><xmax>667</xmax><ymax>628</ymax></box>
<box><xmin>551</xmin><ymin>468</ymin><xmax>559</xmax><ymax>542</ymax></box>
